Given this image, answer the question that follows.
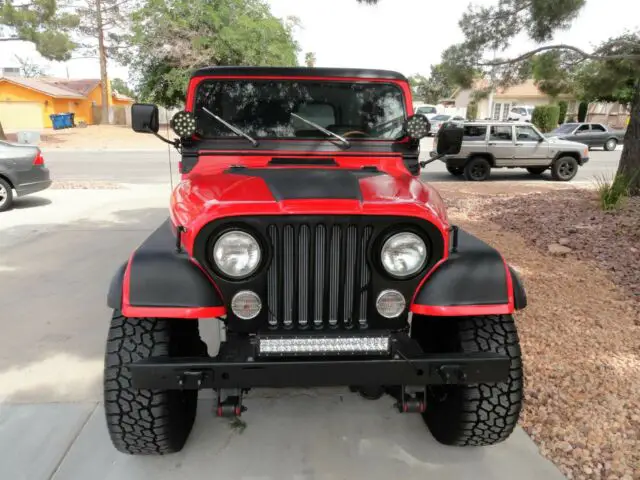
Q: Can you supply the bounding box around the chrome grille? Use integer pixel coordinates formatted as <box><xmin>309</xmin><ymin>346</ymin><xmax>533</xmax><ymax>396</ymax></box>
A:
<box><xmin>267</xmin><ymin>222</ymin><xmax>374</xmax><ymax>330</ymax></box>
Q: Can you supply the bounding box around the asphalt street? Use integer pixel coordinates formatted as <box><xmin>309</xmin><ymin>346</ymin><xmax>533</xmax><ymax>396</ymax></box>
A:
<box><xmin>41</xmin><ymin>141</ymin><xmax>623</xmax><ymax>186</ymax></box>
<box><xmin>0</xmin><ymin>147</ymin><xmax>575</xmax><ymax>479</ymax></box>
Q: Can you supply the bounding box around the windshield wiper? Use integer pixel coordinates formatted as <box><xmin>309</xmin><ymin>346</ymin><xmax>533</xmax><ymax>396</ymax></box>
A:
<box><xmin>201</xmin><ymin>106</ymin><xmax>259</xmax><ymax>147</ymax></box>
<box><xmin>291</xmin><ymin>113</ymin><xmax>350</xmax><ymax>148</ymax></box>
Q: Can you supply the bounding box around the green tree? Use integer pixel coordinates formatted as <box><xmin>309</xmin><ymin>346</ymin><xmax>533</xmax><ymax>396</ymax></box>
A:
<box><xmin>531</xmin><ymin>105</ymin><xmax>560</xmax><ymax>132</ymax></box>
<box><xmin>409</xmin><ymin>64</ymin><xmax>456</xmax><ymax>104</ymax></box>
<box><xmin>14</xmin><ymin>54</ymin><xmax>47</xmax><ymax>77</ymax></box>
<box><xmin>0</xmin><ymin>0</ymin><xmax>79</xmax><ymax>61</ymax></box>
<box><xmin>434</xmin><ymin>0</ymin><xmax>640</xmax><ymax>195</ymax></box>
<box><xmin>305</xmin><ymin>52</ymin><xmax>317</xmax><ymax>68</ymax></box>
<box><xmin>111</xmin><ymin>77</ymin><xmax>136</xmax><ymax>99</ymax></box>
<box><xmin>121</xmin><ymin>0</ymin><xmax>299</xmax><ymax>107</ymax></box>
<box><xmin>557</xmin><ymin>100</ymin><xmax>568</xmax><ymax>124</ymax></box>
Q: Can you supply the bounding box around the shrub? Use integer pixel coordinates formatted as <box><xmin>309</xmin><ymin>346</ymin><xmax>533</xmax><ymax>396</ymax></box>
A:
<box><xmin>531</xmin><ymin>105</ymin><xmax>560</xmax><ymax>132</ymax></box>
<box><xmin>594</xmin><ymin>173</ymin><xmax>633</xmax><ymax>211</ymax></box>
<box><xmin>466</xmin><ymin>102</ymin><xmax>478</xmax><ymax>120</ymax></box>
<box><xmin>578</xmin><ymin>102</ymin><xmax>588</xmax><ymax>122</ymax></box>
<box><xmin>558</xmin><ymin>101</ymin><xmax>568</xmax><ymax>124</ymax></box>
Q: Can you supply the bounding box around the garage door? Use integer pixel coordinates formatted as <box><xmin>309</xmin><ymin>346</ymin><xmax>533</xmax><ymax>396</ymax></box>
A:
<box><xmin>0</xmin><ymin>102</ymin><xmax>44</xmax><ymax>130</ymax></box>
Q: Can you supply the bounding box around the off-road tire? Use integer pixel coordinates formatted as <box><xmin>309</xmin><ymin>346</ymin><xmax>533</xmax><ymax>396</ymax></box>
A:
<box><xmin>446</xmin><ymin>165</ymin><xmax>464</xmax><ymax>176</ymax></box>
<box><xmin>526</xmin><ymin>167</ymin><xmax>547</xmax><ymax>175</ymax></box>
<box><xmin>411</xmin><ymin>314</ymin><xmax>523</xmax><ymax>446</ymax></box>
<box><xmin>604</xmin><ymin>138</ymin><xmax>617</xmax><ymax>151</ymax></box>
<box><xmin>0</xmin><ymin>177</ymin><xmax>14</xmax><ymax>212</ymax></box>
<box><xmin>551</xmin><ymin>156</ymin><xmax>578</xmax><ymax>181</ymax></box>
<box><xmin>104</xmin><ymin>311</ymin><xmax>207</xmax><ymax>455</ymax></box>
<box><xmin>463</xmin><ymin>157</ymin><xmax>491</xmax><ymax>181</ymax></box>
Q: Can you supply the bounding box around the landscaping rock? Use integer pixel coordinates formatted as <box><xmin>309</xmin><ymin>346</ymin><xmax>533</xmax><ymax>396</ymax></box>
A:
<box><xmin>548</xmin><ymin>243</ymin><xmax>573</xmax><ymax>255</ymax></box>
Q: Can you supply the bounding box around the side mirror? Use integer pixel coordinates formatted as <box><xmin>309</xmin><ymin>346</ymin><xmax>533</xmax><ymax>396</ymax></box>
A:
<box><xmin>405</xmin><ymin>114</ymin><xmax>430</xmax><ymax>140</ymax></box>
<box><xmin>435</xmin><ymin>123</ymin><xmax>464</xmax><ymax>155</ymax></box>
<box><xmin>132</xmin><ymin>103</ymin><xmax>159</xmax><ymax>133</ymax></box>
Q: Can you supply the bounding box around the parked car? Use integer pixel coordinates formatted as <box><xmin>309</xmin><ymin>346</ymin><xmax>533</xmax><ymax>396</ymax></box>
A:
<box><xmin>104</xmin><ymin>66</ymin><xmax>527</xmax><ymax>456</ymax></box>
<box><xmin>436</xmin><ymin>121</ymin><xmax>589</xmax><ymax>181</ymax></box>
<box><xmin>428</xmin><ymin>114</ymin><xmax>465</xmax><ymax>135</ymax></box>
<box><xmin>414</xmin><ymin>104</ymin><xmax>438</xmax><ymax>119</ymax></box>
<box><xmin>546</xmin><ymin>122</ymin><xmax>626</xmax><ymax>151</ymax></box>
<box><xmin>507</xmin><ymin>105</ymin><xmax>535</xmax><ymax>122</ymax></box>
<box><xmin>0</xmin><ymin>141</ymin><xmax>52</xmax><ymax>212</ymax></box>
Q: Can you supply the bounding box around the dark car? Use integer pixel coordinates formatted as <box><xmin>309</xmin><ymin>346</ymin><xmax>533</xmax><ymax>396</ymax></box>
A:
<box><xmin>547</xmin><ymin>122</ymin><xmax>626</xmax><ymax>151</ymax></box>
<box><xmin>104</xmin><ymin>67</ymin><xmax>527</xmax><ymax>456</ymax></box>
<box><xmin>0</xmin><ymin>141</ymin><xmax>52</xmax><ymax>212</ymax></box>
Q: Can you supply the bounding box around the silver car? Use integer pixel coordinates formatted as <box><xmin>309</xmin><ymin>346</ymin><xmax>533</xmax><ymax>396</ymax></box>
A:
<box><xmin>436</xmin><ymin>121</ymin><xmax>589</xmax><ymax>181</ymax></box>
<box><xmin>428</xmin><ymin>114</ymin><xmax>466</xmax><ymax>136</ymax></box>
<box><xmin>0</xmin><ymin>141</ymin><xmax>52</xmax><ymax>212</ymax></box>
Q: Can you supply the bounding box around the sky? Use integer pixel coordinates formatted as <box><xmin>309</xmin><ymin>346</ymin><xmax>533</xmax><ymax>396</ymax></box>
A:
<box><xmin>1</xmin><ymin>0</ymin><xmax>638</xmax><ymax>82</ymax></box>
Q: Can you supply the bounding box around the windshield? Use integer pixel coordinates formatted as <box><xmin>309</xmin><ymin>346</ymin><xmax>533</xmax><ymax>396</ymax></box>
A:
<box><xmin>416</xmin><ymin>106</ymin><xmax>436</xmax><ymax>114</ymax></box>
<box><xmin>193</xmin><ymin>79</ymin><xmax>406</xmax><ymax>140</ymax></box>
<box><xmin>551</xmin><ymin>123</ymin><xmax>578</xmax><ymax>134</ymax></box>
<box><xmin>431</xmin><ymin>114</ymin><xmax>450</xmax><ymax>121</ymax></box>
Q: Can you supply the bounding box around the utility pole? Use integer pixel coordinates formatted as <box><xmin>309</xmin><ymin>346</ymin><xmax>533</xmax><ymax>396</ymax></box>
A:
<box><xmin>95</xmin><ymin>0</ymin><xmax>110</xmax><ymax>124</ymax></box>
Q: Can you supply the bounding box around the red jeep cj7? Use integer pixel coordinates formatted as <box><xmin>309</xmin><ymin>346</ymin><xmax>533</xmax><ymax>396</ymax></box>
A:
<box><xmin>105</xmin><ymin>67</ymin><xmax>527</xmax><ymax>455</ymax></box>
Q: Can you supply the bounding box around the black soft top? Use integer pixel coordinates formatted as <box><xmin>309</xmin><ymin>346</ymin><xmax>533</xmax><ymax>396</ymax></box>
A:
<box><xmin>190</xmin><ymin>66</ymin><xmax>407</xmax><ymax>81</ymax></box>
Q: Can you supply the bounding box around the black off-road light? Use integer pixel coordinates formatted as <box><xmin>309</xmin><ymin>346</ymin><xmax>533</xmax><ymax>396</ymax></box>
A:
<box><xmin>170</xmin><ymin>110</ymin><xmax>197</xmax><ymax>138</ymax></box>
<box><xmin>405</xmin><ymin>114</ymin><xmax>430</xmax><ymax>140</ymax></box>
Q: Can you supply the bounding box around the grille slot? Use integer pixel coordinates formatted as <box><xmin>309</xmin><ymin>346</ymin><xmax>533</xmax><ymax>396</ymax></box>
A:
<box><xmin>267</xmin><ymin>222</ymin><xmax>373</xmax><ymax>330</ymax></box>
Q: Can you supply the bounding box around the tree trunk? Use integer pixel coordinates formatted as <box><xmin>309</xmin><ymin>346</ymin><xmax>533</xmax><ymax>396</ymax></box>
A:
<box><xmin>96</xmin><ymin>0</ymin><xmax>110</xmax><ymax>125</ymax></box>
<box><xmin>0</xmin><ymin>121</ymin><xmax>6</xmax><ymax>141</ymax></box>
<box><xmin>616</xmin><ymin>81</ymin><xmax>640</xmax><ymax>196</ymax></box>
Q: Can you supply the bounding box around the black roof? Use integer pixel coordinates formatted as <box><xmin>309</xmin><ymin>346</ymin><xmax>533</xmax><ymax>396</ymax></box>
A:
<box><xmin>191</xmin><ymin>66</ymin><xmax>407</xmax><ymax>81</ymax></box>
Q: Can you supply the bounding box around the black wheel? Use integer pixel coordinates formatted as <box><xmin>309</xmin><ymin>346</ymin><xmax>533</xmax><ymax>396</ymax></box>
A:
<box><xmin>104</xmin><ymin>311</ymin><xmax>207</xmax><ymax>455</ymax></box>
<box><xmin>551</xmin><ymin>156</ymin><xmax>578</xmax><ymax>181</ymax></box>
<box><xmin>411</xmin><ymin>314</ymin><xmax>523</xmax><ymax>446</ymax></box>
<box><xmin>604</xmin><ymin>138</ymin><xmax>617</xmax><ymax>151</ymax></box>
<box><xmin>463</xmin><ymin>157</ymin><xmax>491</xmax><ymax>181</ymax></box>
<box><xmin>526</xmin><ymin>167</ymin><xmax>547</xmax><ymax>175</ymax></box>
<box><xmin>446</xmin><ymin>165</ymin><xmax>464</xmax><ymax>176</ymax></box>
<box><xmin>0</xmin><ymin>177</ymin><xmax>14</xmax><ymax>212</ymax></box>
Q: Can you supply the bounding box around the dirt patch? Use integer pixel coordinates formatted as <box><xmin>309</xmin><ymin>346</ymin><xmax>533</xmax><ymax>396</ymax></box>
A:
<box><xmin>50</xmin><ymin>181</ymin><xmax>122</xmax><ymax>190</ymax></box>
<box><xmin>440</xmin><ymin>185</ymin><xmax>639</xmax><ymax>480</ymax></box>
<box><xmin>36</xmin><ymin>125</ymin><xmax>166</xmax><ymax>150</ymax></box>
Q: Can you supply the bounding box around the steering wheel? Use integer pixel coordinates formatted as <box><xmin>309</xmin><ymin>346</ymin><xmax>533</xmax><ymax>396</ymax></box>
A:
<box><xmin>342</xmin><ymin>130</ymin><xmax>370</xmax><ymax>138</ymax></box>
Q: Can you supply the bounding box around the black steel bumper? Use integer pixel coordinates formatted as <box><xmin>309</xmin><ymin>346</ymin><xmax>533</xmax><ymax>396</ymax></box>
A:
<box><xmin>128</xmin><ymin>333</ymin><xmax>510</xmax><ymax>390</ymax></box>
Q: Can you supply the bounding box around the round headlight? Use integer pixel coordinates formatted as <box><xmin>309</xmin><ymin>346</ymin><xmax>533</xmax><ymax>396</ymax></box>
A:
<box><xmin>213</xmin><ymin>230</ymin><xmax>261</xmax><ymax>278</ymax></box>
<box><xmin>381</xmin><ymin>232</ymin><xmax>427</xmax><ymax>278</ymax></box>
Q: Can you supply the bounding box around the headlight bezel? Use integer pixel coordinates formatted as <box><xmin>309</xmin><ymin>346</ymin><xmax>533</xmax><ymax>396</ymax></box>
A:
<box><xmin>210</xmin><ymin>228</ymin><xmax>264</xmax><ymax>280</ymax></box>
<box><xmin>377</xmin><ymin>229</ymin><xmax>430</xmax><ymax>280</ymax></box>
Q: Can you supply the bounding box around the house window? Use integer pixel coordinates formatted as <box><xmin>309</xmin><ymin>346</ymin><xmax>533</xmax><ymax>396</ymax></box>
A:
<box><xmin>493</xmin><ymin>102</ymin><xmax>502</xmax><ymax>120</ymax></box>
<box><xmin>502</xmin><ymin>103</ymin><xmax>512</xmax><ymax>121</ymax></box>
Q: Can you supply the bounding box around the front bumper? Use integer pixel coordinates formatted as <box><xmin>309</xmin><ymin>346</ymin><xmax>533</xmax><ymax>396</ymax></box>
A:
<box><xmin>128</xmin><ymin>332</ymin><xmax>510</xmax><ymax>390</ymax></box>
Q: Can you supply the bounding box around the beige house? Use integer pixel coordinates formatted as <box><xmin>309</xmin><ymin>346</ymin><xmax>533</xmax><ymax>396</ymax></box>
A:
<box><xmin>451</xmin><ymin>79</ymin><xmax>574</xmax><ymax>120</ymax></box>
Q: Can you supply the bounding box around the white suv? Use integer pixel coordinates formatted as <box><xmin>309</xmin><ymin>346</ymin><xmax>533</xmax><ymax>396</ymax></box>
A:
<box><xmin>507</xmin><ymin>105</ymin><xmax>534</xmax><ymax>122</ymax></box>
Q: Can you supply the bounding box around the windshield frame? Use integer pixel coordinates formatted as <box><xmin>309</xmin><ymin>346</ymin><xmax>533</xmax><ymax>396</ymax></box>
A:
<box><xmin>188</xmin><ymin>76</ymin><xmax>411</xmax><ymax>143</ymax></box>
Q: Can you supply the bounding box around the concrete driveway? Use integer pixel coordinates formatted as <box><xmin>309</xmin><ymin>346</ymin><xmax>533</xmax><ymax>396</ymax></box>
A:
<box><xmin>0</xmin><ymin>177</ymin><xmax>567</xmax><ymax>479</ymax></box>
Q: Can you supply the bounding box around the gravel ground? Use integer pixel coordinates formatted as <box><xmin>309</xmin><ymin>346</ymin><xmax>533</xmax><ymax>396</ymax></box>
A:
<box><xmin>439</xmin><ymin>185</ymin><xmax>639</xmax><ymax>480</ymax></box>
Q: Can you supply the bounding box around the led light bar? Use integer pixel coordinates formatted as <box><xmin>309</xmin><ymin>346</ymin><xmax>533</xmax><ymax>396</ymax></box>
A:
<box><xmin>258</xmin><ymin>336</ymin><xmax>390</xmax><ymax>356</ymax></box>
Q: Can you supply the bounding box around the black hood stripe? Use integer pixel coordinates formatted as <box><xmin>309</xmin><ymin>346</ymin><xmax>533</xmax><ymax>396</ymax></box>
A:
<box><xmin>226</xmin><ymin>168</ymin><xmax>383</xmax><ymax>201</ymax></box>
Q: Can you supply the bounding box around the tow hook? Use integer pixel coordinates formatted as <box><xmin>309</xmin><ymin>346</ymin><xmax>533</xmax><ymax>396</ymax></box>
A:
<box><xmin>215</xmin><ymin>388</ymin><xmax>247</xmax><ymax>417</ymax></box>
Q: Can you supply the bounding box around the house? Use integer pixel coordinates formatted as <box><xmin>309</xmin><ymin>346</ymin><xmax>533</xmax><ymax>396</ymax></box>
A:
<box><xmin>451</xmin><ymin>79</ymin><xmax>575</xmax><ymax>120</ymax></box>
<box><xmin>0</xmin><ymin>76</ymin><xmax>134</xmax><ymax>130</ymax></box>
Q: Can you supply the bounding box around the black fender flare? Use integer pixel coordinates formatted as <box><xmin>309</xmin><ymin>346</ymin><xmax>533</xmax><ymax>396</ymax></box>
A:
<box><xmin>412</xmin><ymin>228</ymin><xmax>526</xmax><ymax>314</ymax></box>
<box><xmin>106</xmin><ymin>219</ymin><xmax>225</xmax><ymax>317</ymax></box>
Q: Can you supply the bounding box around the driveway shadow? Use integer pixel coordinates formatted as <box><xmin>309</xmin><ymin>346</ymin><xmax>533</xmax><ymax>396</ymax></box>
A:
<box><xmin>11</xmin><ymin>196</ymin><xmax>53</xmax><ymax>209</ymax></box>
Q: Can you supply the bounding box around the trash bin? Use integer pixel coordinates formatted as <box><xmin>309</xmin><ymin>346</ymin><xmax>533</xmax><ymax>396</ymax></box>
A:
<box><xmin>49</xmin><ymin>114</ymin><xmax>65</xmax><ymax>130</ymax></box>
<box><xmin>61</xmin><ymin>113</ymin><xmax>73</xmax><ymax>128</ymax></box>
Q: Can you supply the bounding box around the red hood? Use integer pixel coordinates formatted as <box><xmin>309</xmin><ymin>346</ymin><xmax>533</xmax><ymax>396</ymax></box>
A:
<box><xmin>171</xmin><ymin>160</ymin><xmax>449</xmax><ymax>255</ymax></box>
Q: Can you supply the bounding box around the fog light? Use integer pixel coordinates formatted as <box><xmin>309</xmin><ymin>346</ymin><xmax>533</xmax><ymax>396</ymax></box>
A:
<box><xmin>376</xmin><ymin>290</ymin><xmax>406</xmax><ymax>318</ymax></box>
<box><xmin>231</xmin><ymin>290</ymin><xmax>261</xmax><ymax>320</ymax></box>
